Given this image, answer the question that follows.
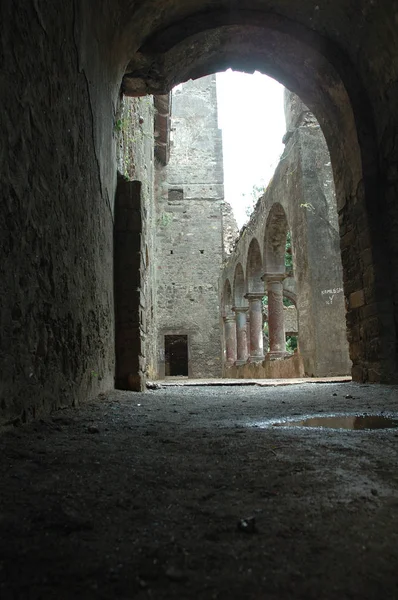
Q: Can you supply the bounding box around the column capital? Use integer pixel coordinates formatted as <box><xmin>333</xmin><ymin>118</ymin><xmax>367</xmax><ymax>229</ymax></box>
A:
<box><xmin>261</xmin><ymin>272</ymin><xmax>286</xmax><ymax>283</ymax></box>
<box><xmin>244</xmin><ymin>292</ymin><xmax>264</xmax><ymax>301</ymax></box>
<box><xmin>232</xmin><ymin>305</ymin><xmax>249</xmax><ymax>313</ymax></box>
<box><xmin>223</xmin><ymin>315</ymin><xmax>236</xmax><ymax>323</ymax></box>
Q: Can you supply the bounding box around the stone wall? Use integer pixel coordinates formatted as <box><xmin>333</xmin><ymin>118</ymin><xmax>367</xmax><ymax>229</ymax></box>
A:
<box><xmin>221</xmin><ymin>201</ymin><xmax>239</xmax><ymax>258</ymax></box>
<box><xmin>2</xmin><ymin>0</ymin><xmax>398</xmax><ymax>425</ymax></box>
<box><xmin>0</xmin><ymin>0</ymin><xmax>118</xmax><ymax>423</ymax></box>
<box><xmin>115</xmin><ymin>96</ymin><xmax>157</xmax><ymax>387</ymax></box>
<box><xmin>154</xmin><ymin>76</ymin><xmax>224</xmax><ymax>378</ymax></box>
<box><xmin>221</xmin><ymin>92</ymin><xmax>351</xmax><ymax>378</ymax></box>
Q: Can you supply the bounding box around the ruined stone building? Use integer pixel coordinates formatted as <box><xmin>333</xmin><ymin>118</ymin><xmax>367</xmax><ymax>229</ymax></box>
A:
<box><xmin>154</xmin><ymin>76</ymin><xmax>224</xmax><ymax>379</ymax></box>
<box><xmin>221</xmin><ymin>90</ymin><xmax>351</xmax><ymax>379</ymax></box>
<box><xmin>2</xmin><ymin>1</ymin><xmax>398</xmax><ymax>423</ymax></box>
<box><xmin>115</xmin><ymin>75</ymin><xmax>225</xmax><ymax>385</ymax></box>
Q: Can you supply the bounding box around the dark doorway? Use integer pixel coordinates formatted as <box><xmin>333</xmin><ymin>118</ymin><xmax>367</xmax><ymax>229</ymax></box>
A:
<box><xmin>165</xmin><ymin>335</ymin><xmax>188</xmax><ymax>376</ymax></box>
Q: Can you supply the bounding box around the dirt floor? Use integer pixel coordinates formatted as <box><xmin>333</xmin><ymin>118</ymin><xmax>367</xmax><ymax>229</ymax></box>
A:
<box><xmin>0</xmin><ymin>381</ymin><xmax>398</xmax><ymax>599</ymax></box>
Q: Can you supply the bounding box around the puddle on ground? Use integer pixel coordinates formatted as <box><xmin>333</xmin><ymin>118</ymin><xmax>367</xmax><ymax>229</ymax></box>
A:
<box><xmin>272</xmin><ymin>415</ymin><xmax>398</xmax><ymax>430</ymax></box>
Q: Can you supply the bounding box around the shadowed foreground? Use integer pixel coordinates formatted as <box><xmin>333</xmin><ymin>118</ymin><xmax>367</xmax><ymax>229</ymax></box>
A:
<box><xmin>0</xmin><ymin>382</ymin><xmax>397</xmax><ymax>599</ymax></box>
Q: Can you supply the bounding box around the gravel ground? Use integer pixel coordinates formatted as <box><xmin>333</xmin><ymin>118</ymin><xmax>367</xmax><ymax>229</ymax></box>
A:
<box><xmin>0</xmin><ymin>381</ymin><xmax>398</xmax><ymax>599</ymax></box>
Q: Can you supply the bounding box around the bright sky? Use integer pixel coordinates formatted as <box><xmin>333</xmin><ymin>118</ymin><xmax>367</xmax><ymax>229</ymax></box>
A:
<box><xmin>216</xmin><ymin>70</ymin><xmax>286</xmax><ymax>227</ymax></box>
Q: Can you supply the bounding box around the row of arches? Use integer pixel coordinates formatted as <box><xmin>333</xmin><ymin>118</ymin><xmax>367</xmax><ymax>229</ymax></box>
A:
<box><xmin>222</xmin><ymin>203</ymin><xmax>292</xmax><ymax>367</ymax></box>
<box><xmin>226</xmin><ymin>202</ymin><xmax>290</xmax><ymax>307</ymax></box>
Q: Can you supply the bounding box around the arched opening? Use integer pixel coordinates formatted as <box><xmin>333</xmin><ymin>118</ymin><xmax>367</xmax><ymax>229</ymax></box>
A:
<box><xmin>115</xmin><ymin>6</ymin><xmax>396</xmax><ymax>383</ymax></box>
<box><xmin>264</xmin><ymin>203</ymin><xmax>289</xmax><ymax>276</ymax></box>
<box><xmin>233</xmin><ymin>263</ymin><xmax>249</xmax><ymax>364</ymax></box>
<box><xmin>246</xmin><ymin>239</ymin><xmax>263</xmax><ymax>294</ymax></box>
<box><xmin>233</xmin><ymin>263</ymin><xmax>246</xmax><ymax>308</ymax></box>
<box><xmin>222</xmin><ymin>279</ymin><xmax>236</xmax><ymax>366</ymax></box>
<box><xmin>222</xmin><ymin>279</ymin><xmax>233</xmax><ymax>318</ymax></box>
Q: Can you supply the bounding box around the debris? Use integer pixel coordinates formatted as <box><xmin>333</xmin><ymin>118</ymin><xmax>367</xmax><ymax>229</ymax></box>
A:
<box><xmin>371</xmin><ymin>488</ymin><xmax>378</xmax><ymax>496</ymax></box>
<box><xmin>345</xmin><ymin>394</ymin><xmax>353</xmax><ymax>399</ymax></box>
<box><xmin>87</xmin><ymin>425</ymin><xmax>100</xmax><ymax>434</ymax></box>
<box><xmin>146</xmin><ymin>382</ymin><xmax>161</xmax><ymax>390</ymax></box>
<box><xmin>165</xmin><ymin>566</ymin><xmax>186</xmax><ymax>582</ymax></box>
<box><xmin>237</xmin><ymin>516</ymin><xmax>257</xmax><ymax>534</ymax></box>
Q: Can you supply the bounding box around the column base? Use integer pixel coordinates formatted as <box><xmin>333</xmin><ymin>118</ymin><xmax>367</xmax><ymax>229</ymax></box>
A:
<box><xmin>235</xmin><ymin>359</ymin><xmax>248</xmax><ymax>366</ymax></box>
<box><xmin>267</xmin><ymin>351</ymin><xmax>291</xmax><ymax>360</ymax></box>
<box><xmin>248</xmin><ymin>355</ymin><xmax>264</xmax><ymax>363</ymax></box>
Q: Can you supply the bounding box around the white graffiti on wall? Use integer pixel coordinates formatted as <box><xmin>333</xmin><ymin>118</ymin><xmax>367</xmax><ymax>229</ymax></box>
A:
<box><xmin>321</xmin><ymin>287</ymin><xmax>343</xmax><ymax>305</ymax></box>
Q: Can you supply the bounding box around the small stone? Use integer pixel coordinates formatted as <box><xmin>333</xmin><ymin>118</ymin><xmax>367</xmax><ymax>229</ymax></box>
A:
<box><xmin>371</xmin><ymin>488</ymin><xmax>378</xmax><ymax>496</ymax></box>
<box><xmin>146</xmin><ymin>382</ymin><xmax>161</xmax><ymax>390</ymax></box>
<box><xmin>237</xmin><ymin>516</ymin><xmax>257</xmax><ymax>534</ymax></box>
<box><xmin>345</xmin><ymin>394</ymin><xmax>353</xmax><ymax>399</ymax></box>
<box><xmin>87</xmin><ymin>425</ymin><xmax>100</xmax><ymax>434</ymax></box>
<box><xmin>332</xmin><ymin>393</ymin><xmax>337</xmax><ymax>396</ymax></box>
<box><xmin>165</xmin><ymin>567</ymin><xmax>186</xmax><ymax>582</ymax></box>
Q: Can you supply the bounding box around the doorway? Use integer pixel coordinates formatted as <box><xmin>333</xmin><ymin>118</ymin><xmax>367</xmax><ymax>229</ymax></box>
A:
<box><xmin>165</xmin><ymin>335</ymin><xmax>189</xmax><ymax>376</ymax></box>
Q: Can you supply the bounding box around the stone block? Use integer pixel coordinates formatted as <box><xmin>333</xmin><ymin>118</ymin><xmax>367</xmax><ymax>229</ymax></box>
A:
<box><xmin>349</xmin><ymin>290</ymin><xmax>365</xmax><ymax>309</ymax></box>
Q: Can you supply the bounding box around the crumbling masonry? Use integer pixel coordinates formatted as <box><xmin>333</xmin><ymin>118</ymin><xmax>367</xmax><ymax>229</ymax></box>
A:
<box><xmin>221</xmin><ymin>91</ymin><xmax>351</xmax><ymax>379</ymax></box>
<box><xmin>1</xmin><ymin>1</ymin><xmax>398</xmax><ymax>423</ymax></box>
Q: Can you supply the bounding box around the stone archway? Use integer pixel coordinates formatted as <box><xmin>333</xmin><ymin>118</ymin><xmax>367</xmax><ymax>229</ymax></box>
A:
<box><xmin>263</xmin><ymin>204</ymin><xmax>290</xmax><ymax>359</ymax></box>
<box><xmin>222</xmin><ymin>279</ymin><xmax>236</xmax><ymax>366</ymax></box>
<box><xmin>233</xmin><ymin>263</ymin><xmax>249</xmax><ymax>365</ymax></box>
<box><xmin>264</xmin><ymin>203</ymin><xmax>289</xmax><ymax>276</ymax></box>
<box><xmin>116</xmin><ymin>6</ymin><xmax>396</xmax><ymax>382</ymax></box>
<box><xmin>245</xmin><ymin>238</ymin><xmax>264</xmax><ymax>362</ymax></box>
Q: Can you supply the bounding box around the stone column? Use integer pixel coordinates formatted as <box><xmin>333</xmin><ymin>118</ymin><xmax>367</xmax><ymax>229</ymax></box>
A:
<box><xmin>223</xmin><ymin>315</ymin><xmax>237</xmax><ymax>365</ymax></box>
<box><xmin>265</xmin><ymin>274</ymin><xmax>287</xmax><ymax>358</ymax></box>
<box><xmin>244</xmin><ymin>293</ymin><xmax>264</xmax><ymax>362</ymax></box>
<box><xmin>233</xmin><ymin>306</ymin><xmax>249</xmax><ymax>365</ymax></box>
<box><xmin>246</xmin><ymin>313</ymin><xmax>251</xmax><ymax>358</ymax></box>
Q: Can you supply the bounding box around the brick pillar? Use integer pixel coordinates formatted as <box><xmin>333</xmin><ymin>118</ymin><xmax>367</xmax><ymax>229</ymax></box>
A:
<box><xmin>265</xmin><ymin>274</ymin><xmax>287</xmax><ymax>358</ymax></box>
<box><xmin>224</xmin><ymin>315</ymin><xmax>237</xmax><ymax>365</ymax></box>
<box><xmin>233</xmin><ymin>306</ymin><xmax>249</xmax><ymax>365</ymax></box>
<box><xmin>245</xmin><ymin>293</ymin><xmax>264</xmax><ymax>362</ymax></box>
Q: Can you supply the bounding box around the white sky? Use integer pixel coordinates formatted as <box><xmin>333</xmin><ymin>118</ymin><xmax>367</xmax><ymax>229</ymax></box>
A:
<box><xmin>216</xmin><ymin>70</ymin><xmax>286</xmax><ymax>227</ymax></box>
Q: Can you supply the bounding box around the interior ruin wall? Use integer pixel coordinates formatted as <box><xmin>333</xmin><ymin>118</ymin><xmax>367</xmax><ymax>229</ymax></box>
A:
<box><xmin>154</xmin><ymin>76</ymin><xmax>224</xmax><ymax>379</ymax></box>
<box><xmin>0</xmin><ymin>1</ymin><xmax>120</xmax><ymax>423</ymax></box>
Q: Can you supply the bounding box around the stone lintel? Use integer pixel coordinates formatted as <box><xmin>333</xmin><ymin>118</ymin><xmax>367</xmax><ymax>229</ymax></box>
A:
<box><xmin>349</xmin><ymin>289</ymin><xmax>365</xmax><ymax>309</ymax></box>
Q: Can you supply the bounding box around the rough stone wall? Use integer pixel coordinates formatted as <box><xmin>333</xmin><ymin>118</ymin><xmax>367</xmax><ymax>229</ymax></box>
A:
<box><xmin>154</xmin><ymin>76</ymin><xmax>224</xmax><ymax>378</ymax></box>
<box><xmin>221</xmin><ymin>201</ymin><xmax>239</xmax><ymax>258</ymax></box>
<box><xmin>2</xmin><ymin>0</ymin><xmax>398</xmax><ymax>427</ymax></box>
<box><xmin>221</xmin><ymin>92</ymin><xmax>351</xmax><ymax>377</ymax></box>
<box><xmin>0</xmin><ymin>0</ymin><xmax>118</xmax><ymax>423</ymax></box>
<box><xmin>283</xmin><ymin>306</ymin><xmax>298</xmax><ymax>336</ymax></box>
<box><xmin>115</xmin><ymin>96</ymin><xmax>157</xmax><ymax>384</ymax></box>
